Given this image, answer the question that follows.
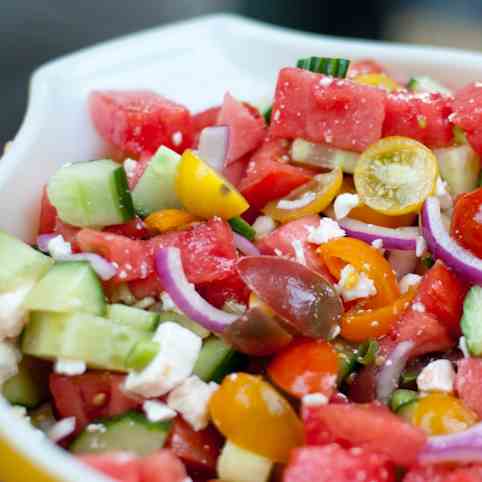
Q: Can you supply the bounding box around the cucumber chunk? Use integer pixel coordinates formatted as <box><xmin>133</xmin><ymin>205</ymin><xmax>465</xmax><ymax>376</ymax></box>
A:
<box><xmin>217</xmin><ymin>440</ymin><xmax>273</xmax><ymax>482</ymax></box>
<box><xmin>0</xmin><ymin>231</ymin><xmax>53</xmax><ymax>292</ymax></box>
<box><xmin>390</xmin><ymin>389</ymin><xmax>418</xmax><ymax>413</ymax></box>
<box><xmin>70</xmin><ymin>411</ymin><xmax>172</xmax><ymax>456</ymax></box>
<box><xmin>107</xmin><ymin>304</ymin><xmax>159</xmax><ymax>332</ymax></box>
<box><xmin>434</xmin><ymin>145</ymin><xmax>480</xmax><ymax>196</ymax></box>
<box><xmin>193</xmin><ymin>337</ymin><xmax>244</xmax><ymax>383</ymax></box>
<box><xmin>132</xmin><ymin>146</ymin><xmax>181</xmax><ymax>216</ymax></box>
<box><xmin>126</xmin><ymin>340</ymin><xmax>160</xmax><ymax>370</ymax></box>
<box><xmin>461</xmin><ymin>286</ymin><xmax>482</xmax><ymax>356</ymax></box>
<box><xmin>2</xmin><ymin>357</ymin><xmax>50</xmax><ymax>408</ymax></box>
<box><xmin>158</xmin><ymin>311</ymin><xmax>210</xmax><ymax>339</ymax></box>
<box><xmin>47</xmin><ymin>159</ymin><xmax>134</xmax><ymax>227</ymax></box>
<box><xmin>25</xmin><ymin>261</ymin><xmax>106</xmax><ymax>316</ymax></box>
<box><xmin>22</xmin><ymin>311</ymin><xmax>149</xmax><ymax>372</ymax></box>
<box><xmin>407</xmin><ymin>76</ymin><xmax>452</xmax><ymax>95</ymax></box>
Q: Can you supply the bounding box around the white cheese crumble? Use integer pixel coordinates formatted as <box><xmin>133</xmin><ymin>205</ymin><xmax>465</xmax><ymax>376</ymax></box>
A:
<box><xmin>291</xmin><ymin>240</ymin><xmax>306</xmax><ymax>266</ymax></box>
<box><xmin>252</xmin><ymin>216</ymin><xmax>277</xmax><ymax>239</ymax></box>
<box><xmin>143</xmin><ymin>400</ymin><xmax>176</xmax><ymax>422</ymax></box>
<box><xmin>134</xmin><ymin>297</ymin><xmax>157</xmax><ymax>310</ymax></box>
<box><xmin>412</xmin><ymin>302</ymin><xmax>426</xmax><ymax>313</ymax></box>
<box><xmin>0</xmin><ymin>283</ymin><xmax>34</xmax><ymax>340</ymax></box>
<box><xmin>160</xmin><ymin>292</ymin><xmax>183</xmax><ymax>314</ymax></box>
<box><xmin>277</xmin><ymin>191</ymin><xmax>316</xmax><ymax>210</ymax></box>
<box><xmin>334</xmin><ymin>193</ymin><xmax>360</xmax><ymax>220</ymax></box>
<box><xmin>47</xmin><ymin>417</ymin><xmax>76</xmax><ymax>442</ymax></box>
<box><xmin>435</xmin><ymin>177</ymin><xmax>453</xmax><ymax>211</ymax></box>
<box><xmin>459</xmin><ymin>336</ymin><xmax>470</xmax><ymax>358</ymax></box>
<box><xmin>319</xmin><ymin>76</ymin><xmax>334</xmax><ymax>87</ymax></box>
<box><xmin>302</xmin><ymin>393</ymin><xmax>328</xmax><ymax>407</ymax></box>
<box><xmin>123</xmin><ymin>158</ymin><xmax>138</xmax><ymax>178</ymax></box>
<box><xmin>86</xmin><ymin>423</ymin><xmax>107</xmax><ymax>433</ymax></box>
<box><xmin>399</xmin><ymin>273</ymin><xmax>422</xmax><ymax>294</ymax></box>
<box><xmin>415</xmin><ymin>236</ymin><xmax>427</xmax><ymax>257</ymax></box>
<box><xmin>336</xmin><ymin>264</ymin><xmax>377</xmax><ymax>302</ymax></box>
<box><xmin>172</xmin><ymin>131</ymin><xmax>183</xmax><ymax>146</ymax></box>
<box><xmin>54</xmin><ymin>359</ymin><xmax>87</xmax><ymax>376</ymax></box>
<box><xmin>371</xmin><ymin>238</ymin><xmax>384</xmax><ymax>250</ymax></box>
<box><xmin>124</xmin><ymin>322</ymin><xmax>202</xmax><ymax>398</ymax></box>
<box><xmin>0</xmin><ymin>340</ymin><xmax>21</xmax><ymax>386</ymax></box>
<box><xmin>167</xmin><ymin>375</ymin><xmax>219</xmax><ymax>431</ymax></box>
<box><xmin>307</xmin><ymin>218</ymin><xmax>346</xmax><ymax>244</ymax></box>
<box><xmin>417</xmin><ymin>359</ymin><xmax>455</xmax><ymax>393</ymax></box>
<box><xmin>47</xmin><ymin>235</ymin><xmax>72</xmax><ymax>257</ymax></box>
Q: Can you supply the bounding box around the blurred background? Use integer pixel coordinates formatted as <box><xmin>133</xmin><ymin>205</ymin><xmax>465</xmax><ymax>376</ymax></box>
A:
<box><xmin>2</xmin><ymin>0</ymin><xmax>482</xmax><ymax>141</ymax></box>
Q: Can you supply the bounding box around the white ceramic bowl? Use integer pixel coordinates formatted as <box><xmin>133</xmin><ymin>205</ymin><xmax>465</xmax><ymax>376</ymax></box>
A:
<box><xmin>2</xmin><ymin>12</ymin><xmax>482</xmax><ymax>482</ymax></box>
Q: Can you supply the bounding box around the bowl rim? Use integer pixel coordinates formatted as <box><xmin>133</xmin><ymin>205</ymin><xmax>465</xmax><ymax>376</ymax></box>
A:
<box><xmin>3</xmin><ymin>11</ymin><xmax>482</xmax><ymax>482</ymax></box>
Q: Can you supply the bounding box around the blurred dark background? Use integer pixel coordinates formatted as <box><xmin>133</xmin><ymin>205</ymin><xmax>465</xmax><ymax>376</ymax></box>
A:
<box><xmin>2</xmin><ymin>0</ymin><xmax>482</xmax><ymax>141</ymax></box>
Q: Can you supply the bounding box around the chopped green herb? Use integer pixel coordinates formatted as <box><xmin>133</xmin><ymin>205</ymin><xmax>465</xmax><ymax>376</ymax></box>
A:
<box><xmin>263</xmin><ymin>105</ymin><xmax>273</xmax><ymax>125</ymax></box>
<box><xmin>229</xmin><ymin>217</ymin><xmax>256</xmax><ymax>241</ymax></box>
<box><xmin>355</xmin><ymin>340</ymin><xmax>379</xmax><ymax>366</ymax></box>
<box><xmin>421</xmin><ymin>254</ymin><xmax>435</xmax><ymax>269</ymax></box>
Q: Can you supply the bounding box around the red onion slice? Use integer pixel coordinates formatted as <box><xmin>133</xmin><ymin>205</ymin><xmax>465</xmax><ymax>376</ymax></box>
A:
<box><xmin>419</xmin><ymin>422</ymin><xmax>482</xmax><ymax>464</ymax></box>
<box><xmin>37</xmin><ymin>234</ymin><xmax>57</xmax><ymax>252</ymax></box>
<box><xmin>422</xmin><ymin>196</ymin><xmax>482</xmax><ymax>284</ymax></box>
<box><xmin>376</xmin><ymin>340</ymin><xmax>414</xmax><ymax>403</ymax></box>
<box><xmin>198</xmin><ymin>126</ymin><xmax>230</xmax><ymax>172</ymax></box>
<box><xmin>234</xmin><ymin>233</ymin><xmax>260</xmax><ymax>256</ymax></box>
<box><xmin>338</xmin><ymin>217</ymin><xmax>419</xmax><ymax>251</ymax></box>
<box><xmin>155</xmin><ymin>247</ymin><xmax>238</xmax><ymax>333</ymax></box>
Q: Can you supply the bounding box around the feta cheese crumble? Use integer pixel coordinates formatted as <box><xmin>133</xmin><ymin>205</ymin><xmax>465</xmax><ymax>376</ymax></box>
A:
<box><xmin>415</xmin><ymin>236</ymin><xmax>427</xmax><ymax>257</ymax></box>
<box><xmin>0</xmin><ymin>283</ymin><xmax>34</xmax><ymax>340</ymax></box>
<box><xmin>291</xmin><ymin>240</ymin><xmax>306</xmax><ymax>265</ymax></box>
<box><xmin>399</xmin><ymin>273</ymin><xmax>422</xmax><ymax>294</ymax></box>
<box><xmin>123</xmin><ymin>158</ymin><xmax>138</xmax><ymax>178</ymax></box>
<box><xmin>143</xmin><ymin>400</ymin><xmax>176</xmax><ymax>422</ymax></box>
<box><xmin>302</xmin><ymin>393</ymin><xmax>328</xmax><ymax>407</ymax></box>
<box><xmin>336</xmin><ymin>264</ymin><xmax>377</xmax><ymax>302</ymax></box>
<box><xmin>54</xmin><ymin>359</ymin><xmax>87</xmax><ymax>376</ymax></box>
<box><xmin>307</xmin><ymin>218</ymin><xmax>345</xmax><ymax>244</ymax></box>
<box><xmin>435</xmin><ymin>177</ymin><xmax>453</xmax><ymax>211</ymax></box>
<box><xmin>0</xmin><ymin>340</ymin><xmax>21</xmax><ymax>386</ymax></box>
<box><xmin>417</xmin><ymin>359</ymin><xmax>455</xmax><ymax>393</ymax></box>
<box><xmin>171</xmin><ymin>131</ymin><xmax>183</xmax><ymax>147</ymax></box>
<box><xmin>277</xmin><ymin>191</ymin><xmax>316</xmax><ymax>210</ymax></box>
<box><xmin>334</xmin><ymin>193</ymin><xmax>360</xmax><ymax>219</ymax></box>
<box><xmin>412</xmin><ymin>302</ymin><xmax>426</xmax><ymax>313</ymax></box>
<box><xmin>167</xmin><ymin>375</ymin><xmax>219</xmax><ymax>431</ymax></box>
<box><xmin>124</xmin><ymin>322</ymin><xmax>202</xmax><ymax>398</ymax></box>
<box><xmin>252</xmin><ymin>216</ymin><xmax>277</xmax><ymax>238</ymax></box>
<box><xmin>47</xmin><ymin>417</ymin><xmax>76</xmax><ymax>442</ymax></box>
<box><xmin>371</xmin><ymin>238</ymin><xmax>384</xmax><ymax>250</ymax></box>
<box><xmin>47</xmin><ymin>235</ymin><xmax>72</xmax><ymax>257</ymax></box>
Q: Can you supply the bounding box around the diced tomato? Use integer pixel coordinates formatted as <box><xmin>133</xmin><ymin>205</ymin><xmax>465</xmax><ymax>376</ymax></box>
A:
<box><xmin>383</xmin><ymin>92</ymin><xmax>453</xmax><ymax>148</ymax></box>
<box><xmin>452</xmin><ymin>82</ymin><xmax>482</xmax><ymax>155</ymax></box>
<box><xmin>455</xmin><ymin>358</ymin><xmax>482</xmax><ymax>419</ymax></box>
<box><xmin>167</xmin><ymin>418</ymin><xmax>223</xmax><ymax>477</ymax></box>
<box><xmin>217</xmin><ymin>93</ymin><xmax>265</xmax><ymax>164</ymax></box>
<box><xmin>302</xmin><ymin>402</ymin><xmax>426</xmax><ymax>466</ymax></box>
<box><xmin>77</xmin><ymin>453</ymin><xmax>140</xmax><ymax>482</ymax></box>
<box><xmin>38</xmin><ymin>186</ymin><xmax>57</xmax><ymax>235</ymax></box>
<box><xmin>148</xmin><ymin>218</ymin><xmax>237</xmax><ymax>284</ymax></box>
<box><xmin>404</xmin><ymin>464</ymin><xmax>482</xmax><ymax>482</ymax></box>
<box><xmin>50</xmin><ymin>372</ymin><xmax>140</xmax><ymax>432</ymax></box>
<box><xmin>192</xmin><ymin>106</ymin><xmax>222</xmax><ymax>146</ymax></box>
<box><xmin>348</xmin><ymin>59</ymin><xmax>385</xmax><ymax>78</ymax></box>
<box><xmin>197</xmin><ymin>270</ymin><xmax>250</xmax><ymax>308</ymax></box>
<box><xmin>284</xmin><ymin>444</ymin><xmax>395</xmax><ymax>482</ymax></box>
<box><xmin>256</xmin><ymin>215</ymin><xmax>333</xmax><ymax>279</ymax></box>
<box><xmin>416</xmin><ymin>261</ymin><xmax>468</xmax><ymax>337</ymax></box>
<box><xmin>451</xmin><ymin>187</ymin><xmax>482</xmax><ymax>259</ymax></box>
<box><xmin>269</xmin><ymin>67</ymin><xmax>386</xmax><ymax>152</ymax></box>
<box><xmin>129</xmin><ymin>273</ymin><xmax>164</xmax><ymax>299</ymax></box>
<box><xmin>139</xmin><ymin>450</ymin><xmax>189</xmax><ymax>482</ymax></box>
<box><xmin>239</xmin><ymin>139</ymin><xmax>313</xmax><ymax>210</ymax></box>
<box><xmin>104</xmin><ymin>217</ymin><xmax>152</xmax><ymax>240</ymax></box>
<box><xmin>89</xmin><ymin>90</ymin><xmax>193</xmax><ymax>158</ymax></box>
<box><xmin>77</xmin><ymin>229</ymin><xmax>151</xmax><ymax>283</ymax></box>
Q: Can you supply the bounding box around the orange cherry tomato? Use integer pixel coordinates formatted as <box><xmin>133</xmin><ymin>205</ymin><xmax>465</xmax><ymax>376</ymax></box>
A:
<box><xmin>451</xmin><ymin>188</ymin><xmax>482</xmax><ymax>259</ymax></box>
<box><xmin>340</xmin><ymin>177</ymin><xmax>416</xmax><ymax>228</ymax></box>
<box><xmin>341</xmin><ymin>288</ymin><xmax>416</xmax><ymax>342</ymax></box>
<box><xmin>144</xmin><ymin>209</ymin><xmax>199</xmax><ymax>233</ymax></box>
<box><xmin>208</xmin><ymin>373</ymin><xmax>303</xmax><ymax>462</ymax></box>
<box><xmin>267</xmin><ymin>339</ymin><xmax>339</xmax><ymax>399</ymax></box>
<box><xmin>318</xmin><ymin>238</ymin><xmax>400</xmax><ymax>308</ymax></box>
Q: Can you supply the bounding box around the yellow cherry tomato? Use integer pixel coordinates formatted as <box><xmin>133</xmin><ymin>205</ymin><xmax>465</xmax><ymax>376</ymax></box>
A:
<box><xmin>144</xmin><ymin>209</ymin><xmax>199</xmax><ymax>233</ymax></box>
<box><xmin>208</xmin><ymin>373</ymin><xmax>303</xmax><ymax>462</ymax></box>
<box><xmin>339</xmin><ymin>177</ymin><xmax>416</xmax><ymax>228</ymax></box>
<box><xmin>263</xmin><ymin>168</ymin><xmax>342</xmax><ymax>223</ymax></box>
<box><xmin>318</xmin><ymin>237</ymin><xmax>400</xmax><ymax>308</ymax></box>
<box><xmin>341</xmin><ymin>287</ymin><xmax>416</xmax><ymax>342</ymax></box>
<box><xmin>176</xmin><ymin>150</ymin><xmax>249</xmax><ymax>219</ymax></box>
<box><xmin>354</xmin><ymin>137</ymin><xmax>438</xmax><ymax>216</ymax></box>
<box><xmin>353</xmin><ymin>73</ymin><xmax>400</xmax><ymax>92</ymax></box>
<box><xmin>410</xmin><ymin>393</ymin><xmax>478</xmax><ymax>436</ymax></box>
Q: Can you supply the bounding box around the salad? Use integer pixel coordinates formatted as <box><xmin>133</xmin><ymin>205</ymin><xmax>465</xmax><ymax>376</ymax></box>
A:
<box><xmin>3</xmin><ymin>55</ymin><xmax>482</xmax><ymax>482</ymax></box>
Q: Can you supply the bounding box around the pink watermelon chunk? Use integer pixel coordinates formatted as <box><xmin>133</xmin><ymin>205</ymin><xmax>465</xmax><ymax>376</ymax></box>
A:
<box><xmin>455</xmin><ymin>358</ymin><xmax>482</xmax><ymax>419</ymax></box>
<box><xmin>89</xmin><ymin>90</ymin><xmax>193</xmax><ymax>158</ymax></box>
<box><xmin>217</xmin><ymin>92</ymin><xmax>266</xmax><ymax>164</ymax></box>
<box><xmin>269</xmin><ymin>67</ymin><xmax>386</xmax><ymax>152</ymax></box>
<box><xmin>451</xmin><ymin>82</ymin><xmax>482</xmax><ymax>155</ymax></box>
<box><xmin>404</xmin><ymin>464</ymin><xmax>482</xmax><ymax>482</ymax></box>
<box><xmin>383</xmin><ymin>92</ymin><xmax>453</xmax><ymax>148</ymax></box>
